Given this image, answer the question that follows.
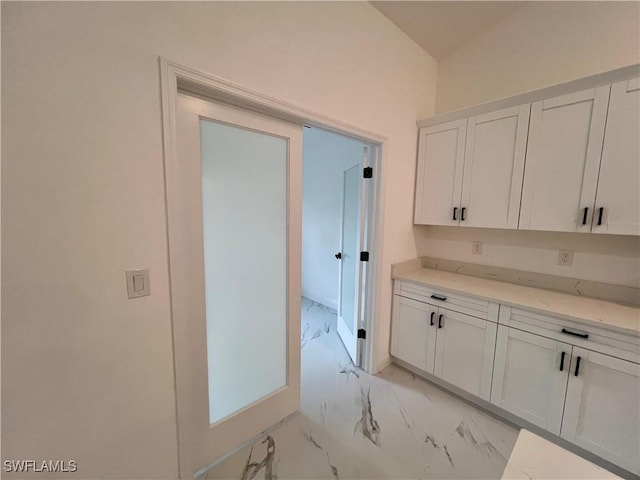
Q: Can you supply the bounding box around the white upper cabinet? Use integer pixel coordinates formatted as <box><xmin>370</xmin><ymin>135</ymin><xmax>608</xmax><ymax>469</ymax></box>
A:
<box><xmin>592</xmin><ymin>77</ymin><xmax>640</xmax><ymax>235</ymax></box>
<box><xmin>414</xmin><ymin>119</ymin><xmax>466</xmax><ymax>226</ymax></box>
<box><xmin>519</xmin><ymin>86</ymin><xmax>610</xmax><ymax>232</ymax></box>
<box><xmin>461</xmin><ymin>104</ymin><xmax>530</xmax><ymax>229</ymax></box>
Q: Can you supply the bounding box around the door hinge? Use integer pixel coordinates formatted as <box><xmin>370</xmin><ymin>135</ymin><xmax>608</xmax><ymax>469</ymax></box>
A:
<box><xmin>363</xmin><ymin>167</ymin><xmax>373</xmax><ymax>179</ymax></box>
<box><xmin>357</xmin><ymin>328</ymin><xmax>366</xmax><ymax>339</ymax></box>
<box><xmin>360</xmin><ymin>251</ymin><xmax>369</xmax><ymax>262</ymax></box>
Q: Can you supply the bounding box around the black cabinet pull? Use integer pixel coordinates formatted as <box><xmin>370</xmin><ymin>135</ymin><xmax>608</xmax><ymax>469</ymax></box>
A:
<box><xmin>561</xmin><ymin>328</ymin><xmax>589</xmax><ymax>339</ymax></box>
<box><xmin>575</xmin><ymin>356</ymin><xmax>581</xmax><ymax>377</ymax></box>
<box><xmin>560</xmin><ymin>351</ymin><xmax>566</xmax><ymax>372</ymax></box>
<box><xmin>453</xmin><ymin>207</ymin><xmax>458</xmax><ymax>221</ymax></box>
<box><xmin>461</xmin><ymin>207</ymin><xmax>466</xmax><ymax>221</ymax></box>
<box><xmin>598</xmin><ymin>207</ymin><xmax>604</xmax><ymax>226</ymax></box>
<box><xmin>430</xmin><ymin>311</ymin><xmax>435</xmax><ymax>326</ymax></box>
<box><xmin>582</xmin><ymin>207</ymin><xmax>588</xmax><ymax>225</ymax></box>
<box><xmin>438</xmin><ymin>314</ymin><xmax>443</xmax><ymax>329</ymax></box>
<box><xmin>430</xmin><ymin>294</ymin><xmax>447</xmax><ymax>301</ymax></box>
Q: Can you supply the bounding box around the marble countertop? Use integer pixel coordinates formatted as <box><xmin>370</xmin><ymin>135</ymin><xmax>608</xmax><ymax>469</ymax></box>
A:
<box><xmin>393</xmin><ymin>268</ymin><xmax>640</xmax><ymax>336</ymax></box>
<box><xmin>502</xmin><ymin>429</ymin><xmax>620</xmax><ymax>479</ymax></box>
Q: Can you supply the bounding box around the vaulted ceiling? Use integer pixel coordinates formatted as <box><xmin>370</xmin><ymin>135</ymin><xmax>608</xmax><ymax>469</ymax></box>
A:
<box><xmin>371</xmin><ymin>1</ymin><xmax>530</xmax><ymax>60</ymax></box>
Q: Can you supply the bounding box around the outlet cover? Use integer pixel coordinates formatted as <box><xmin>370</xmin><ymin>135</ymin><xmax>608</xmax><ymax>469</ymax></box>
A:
<box><xmin>472</xmin><ymin>241</ymin><xmax>483</xmax><ymax>255</ymax></box>
<box><xmin>557</xmin><ymin>250</ymin><xmax>574</xmax><ymax>267</ymax></box>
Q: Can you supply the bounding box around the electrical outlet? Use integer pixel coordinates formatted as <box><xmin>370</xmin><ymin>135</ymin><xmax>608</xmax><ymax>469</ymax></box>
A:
<box><xmin>472</xmin><ymin>241</ymin><xmax>483</xmax><ymax>255</ymax></box>
<box><xmin>557</xmin><ymin>250</ymin><xmax>574</xmax><ymax>267</ymax></box>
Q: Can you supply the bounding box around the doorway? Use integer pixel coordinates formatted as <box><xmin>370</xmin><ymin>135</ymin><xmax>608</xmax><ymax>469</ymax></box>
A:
<box><xmin>302</xmin><ymin>127</ymin><xmax>377</xmax><ymax>367</ymax></box>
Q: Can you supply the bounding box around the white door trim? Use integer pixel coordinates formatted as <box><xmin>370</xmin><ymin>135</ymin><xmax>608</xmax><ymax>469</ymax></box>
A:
<box><xmin>159</xmin><ymin>58</ymin><xmax>385</xmax><ymax>478</ymax></box>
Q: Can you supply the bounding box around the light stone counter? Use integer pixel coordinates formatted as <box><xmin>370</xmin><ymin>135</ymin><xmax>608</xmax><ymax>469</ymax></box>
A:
<box><xmin>393</xmin><ymin>267</ymin><xmax>640</xmax><ymax>336</ymax></box>
<box><xmin>502</xmin><ymin>429</ymin><xmax>620</xmax><ymax>479</ymax></box>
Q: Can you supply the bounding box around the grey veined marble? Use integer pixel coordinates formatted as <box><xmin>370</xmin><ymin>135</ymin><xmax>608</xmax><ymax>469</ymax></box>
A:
<box><xmin>201</xmin><ymin>297</ymin><xmax>518</xmax><ymax>480</ymax></box>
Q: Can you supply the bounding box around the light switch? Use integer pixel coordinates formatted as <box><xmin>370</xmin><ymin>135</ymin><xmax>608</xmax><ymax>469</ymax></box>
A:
<box><xmin>126</xmin><ymin>269</ymin><xmax>150</xmax><ymax>299</ymax></box>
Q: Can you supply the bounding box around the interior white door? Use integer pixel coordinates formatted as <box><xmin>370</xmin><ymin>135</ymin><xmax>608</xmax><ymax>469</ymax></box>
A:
<box><xmin>592</xmin><ymin>77</ymin><xmax>640</xmax><ymax>235</ymax></box>
<box><xmin>170</xmin><ymin>93</ymin><xmax>302</xmax><ymax>477</ymax></box>
<box><xmin>491</xmin><ymin>326</ymin><xmax>570</xmax><ymax>435</ymax></box>
<box><xmin>561</xmin><ymin>348</ymin><xmax>640</xmax><ymax>475</ymax></box>
<box><xmin>461</xmin><ymin>104</ymin><xmax>530</xmax><ymax>229</ymax></box>
<box><xmin>337</xmin><ymin>163</ymin><xmax>363</xmax><ymax>363</ymax></box>
<box><xmin>414</xmin><ymin>119</ymin><xmax>467</xmax><ymax>226</ymax></box>
<box><xmin>433</xmin><ymin>309</ymin><xmax>496</xmax><ymax>400</ymax></box>
<box><xmin>519</xmin><ymin>86</ymin><xmax>610</xmax><ymax>232</ymax></box>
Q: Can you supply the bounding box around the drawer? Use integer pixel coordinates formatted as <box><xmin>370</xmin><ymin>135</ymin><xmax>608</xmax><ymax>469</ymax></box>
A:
<box><xmin>499</xmin><ymin>305</ymin><xmax>640</xmax><ymax>363</ymax></box>
<box><xmin>394</xmin><ymin>280</ymin><xmax>499</xmax><ymax>322</ymax></box>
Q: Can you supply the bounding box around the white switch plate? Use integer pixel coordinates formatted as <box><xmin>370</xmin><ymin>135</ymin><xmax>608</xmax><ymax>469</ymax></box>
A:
<box><xmin>557</xmin><ymin>250</ymin><xmax>574</xmax><ymax>267</ymax></box>
<box><xmin>126</xmin><ymin>269</ymin><xmax>150</xmax><ymax>298</ymax></box>
<box><xmin>472</xmin><ymin>241</ymin><xmax>483</xmax><ymax>255</ymax></box>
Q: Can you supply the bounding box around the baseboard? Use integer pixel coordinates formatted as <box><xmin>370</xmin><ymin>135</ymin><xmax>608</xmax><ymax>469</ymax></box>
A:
<box><xmin>301</xmin><ymin>288</ymin><xmax>338</xmax><ymax>311</ymax></box>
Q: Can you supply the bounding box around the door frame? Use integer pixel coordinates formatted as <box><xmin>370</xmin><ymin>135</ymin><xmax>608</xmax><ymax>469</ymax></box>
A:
<box><xmin>159</xmin><ymin>58</ymin><xmax>385</xmax><ymax>478</ymax></box>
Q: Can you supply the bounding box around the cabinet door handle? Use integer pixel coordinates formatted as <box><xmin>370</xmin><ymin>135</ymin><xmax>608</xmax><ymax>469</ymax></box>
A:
<box><xmin>438</xmin><ymin>314</ymin><xmax>443</xmax><ymax>329</ymax></box>
<box><xmin>582</xmin><ymin>207</ymin><xmax>589</xmax><ymax>225</ymax></box>
<box><xmin>430</xmin><ymin>294</ymin><xmax>447</xmax><ymax>301</ymax></box>
<box><xmin>461</xmin><ymin>207</ymin><xmax>466</xmax><ymax>221</ymax></box>
<box><xmin>561</xmin><ymin>328</ymin><xmax>589</xmax><ymax>339</ymax></box>
<box><xmin>559</xmin><ymin>351</ymin><xmax>566</xmax><ymax>372</ymax></box>
<box><xmin>597</xmin><ymin>207</ymin><xmax>604</xmax><ymax>226</ymax></box>
<box><xmin>574</xmin><ymin>356</ymin><xmax>581</xmax><ymax>377</ymax></box>
<box><xmin>452</xmin><ymin>207</ymin><xmax>458</xmax><ymax>221</ymax></box>
<box><xmin>430</xmin><ymin>311</ymin><xmax>435</xmax><ymax>326</ymax></box>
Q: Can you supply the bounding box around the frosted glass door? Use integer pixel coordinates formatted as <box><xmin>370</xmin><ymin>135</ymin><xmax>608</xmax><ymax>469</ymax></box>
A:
<box><xmin>337</xmin><ymin>164</ymin><xmax>362</xmax><ymax>363</ymax></box>
<box><xmin>200</xmin><ymin>118</ymin><xmax>287</xmax><ymax>424</ymax></box>
<box><xmin>171</xmin><ymin>93</ymin><xmax>302</xmax><ymax>476</ymax></box>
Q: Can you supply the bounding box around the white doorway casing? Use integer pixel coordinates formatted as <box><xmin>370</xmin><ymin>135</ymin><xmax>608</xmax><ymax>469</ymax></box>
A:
<box><xmin>160</xmin><ymin>58</ymin><xmax>385</xmax><ymax>478</ymax></box>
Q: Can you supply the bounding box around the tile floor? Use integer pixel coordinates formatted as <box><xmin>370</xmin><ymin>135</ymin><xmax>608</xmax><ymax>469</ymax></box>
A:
<box><xmin>203</xmin><ymin>298</ymin><xmax>519</xmax><ymax>480</ymax></box>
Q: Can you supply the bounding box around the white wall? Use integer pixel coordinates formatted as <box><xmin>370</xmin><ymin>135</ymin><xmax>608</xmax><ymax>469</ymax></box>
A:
<box><xmin>436</xmin><ymin>1</ymin><xmax>640</xmax><ymax>113</ymax></box>
<box><xmin>302</xmin><ymin>128</ymin><xmax>365</xmax><ymax>310</ymax></box>
<box><xmin>416</xmin><ymin>1</ymin><xmax>640</xmax><ymax>289</ymax></box>
<box><xmin>1</xmin><ymin>2</ymin><xmax>437</xmax><ymax>478</ymax></box>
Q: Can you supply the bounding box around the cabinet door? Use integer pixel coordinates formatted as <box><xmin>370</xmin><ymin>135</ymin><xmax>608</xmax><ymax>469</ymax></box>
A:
<box><xmin>390</xmin><ymin>295</ymin><xmax>437</xmax><ymax>373</ymax></box>
<box><xmin>519</xmin><ymin>86</ymin><xmax>610</xmax><ymax>232</ymax></box>
<box><xmin>433</xmin><ymin>310</ymin><xmax>496</xmax><ymax>400</ymax></box>
<box><xmin>592</xmin><ymin>77</ymin><xmax>640</xmax><ymax>236</ymax></box>
<box><xmin>491</xmin><ymin>326</ymin><xmax>570</xmax><ymax>435</ymax></box>
<box><xmin>414</xmin><ymin>119</ymin><xmax>466</xmax><ymax>226</ymax></box>
<box><xmin>562</xmin><ymin>348</ymin><xmax>640</xmax><ymax>475</ymax></box>
<box><xmin>461</xmin><ymin>104</ymin><xmax>530</xmax><ymax>229</ymax></box>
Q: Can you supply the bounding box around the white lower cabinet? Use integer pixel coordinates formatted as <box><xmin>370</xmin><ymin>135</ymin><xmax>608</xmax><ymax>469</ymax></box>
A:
<box><xmin>561</xmin><ymin>348</ymin><xmax>640</xmax><ymax>475</ymax></box>
<box><xmin>491</xmin><ymin>325</ymin><xmax>640</xmax><ymax>475</ymax></box>
<box><xmin>391</xmin><ymin>294</ymin><xmax>496</xmax><ymax>400</ymax></box>
<box><xmin>491</xmin><ymin>326</ymin><xmax>570</xmax><ymax>435</ymax></box>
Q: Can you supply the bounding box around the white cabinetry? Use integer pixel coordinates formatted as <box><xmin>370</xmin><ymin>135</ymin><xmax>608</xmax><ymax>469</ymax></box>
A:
<box><xmin>592</xmin><ymin>77</ymin><xmax>640</xmax><ymax>235</ymax></box>
<box><xmin>562</xmin><ymin>348</ymin><xmax>640</xmax><ymax>475</ymax></box>
<box><xmin>414</xmin><ymin>119</ymin><xmax>466</xmax><ymax>226</ymax></box>
<box><xmin>414</xmin><ymin>106</ymin><xmax>530</xmax><ymax>229</ymax></box>
<box><xmin>519</xmin><ymin>86</ymin><xmax>610</xmax><ymax>233</ymax></box>
<box><xmin>491</xmin><ymin>326</ymin><xmax>570</xmax><ymax>435</ymax></box>
<box><xmin>391</xmin><ymin>282</ymin><xmax>498</xmax><ymax>400</ymax></box>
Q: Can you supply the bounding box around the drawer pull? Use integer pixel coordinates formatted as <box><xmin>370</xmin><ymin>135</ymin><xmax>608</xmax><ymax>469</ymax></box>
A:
<box><xmin>438</xmin><ymin>314</ymin><xmax>443</xmax><ymax>329</ymax></box>
<box><xmin>430</xmin><ymin>294</ymin><xmax>447</xmax><ymax>302</ymax></box>
<box><xmin>559</xmin><ymin>351</ymin><xmax>566</xmax><ymax>372</ymax></box>
<box><xmin>575</xmin><ymin>356</ymin><xmax>581</xmax><ymax>377</ymax></box>
<box><xmin>561</xmin><ymin>328</ymin><xmax>589</xmax><ymax>339</ymax></box>
<box><xmin>430</xmin><ymin>311</ymin><xmax>435</xmax><ymax>326</ymax></box>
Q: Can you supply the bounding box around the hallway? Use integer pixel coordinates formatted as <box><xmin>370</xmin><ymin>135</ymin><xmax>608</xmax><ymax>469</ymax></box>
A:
<box><xmin>204</xmin><ymin>298</ymin><xmax>519</xmax><ymax>479</ymax></box>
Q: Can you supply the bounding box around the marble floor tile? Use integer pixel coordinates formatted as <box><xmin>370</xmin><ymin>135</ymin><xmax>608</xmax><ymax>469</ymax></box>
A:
<box><xmin>201</xmin><ymin>298</ymin><xmax>519</xmax><ymax>480</ymax></box>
